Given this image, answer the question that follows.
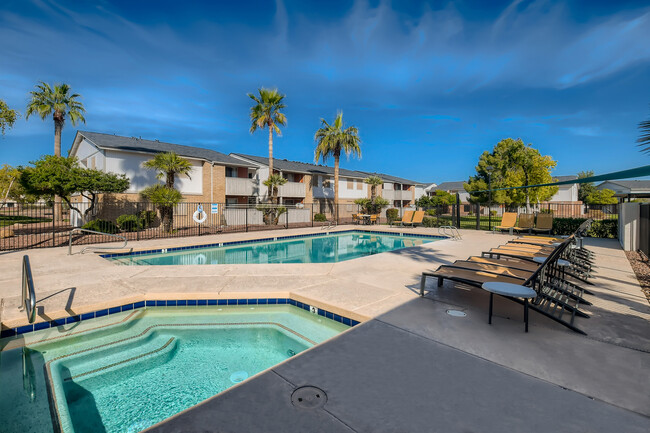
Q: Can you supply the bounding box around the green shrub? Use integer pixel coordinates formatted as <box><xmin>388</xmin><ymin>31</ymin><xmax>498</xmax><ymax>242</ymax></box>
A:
<box><xmin>116</xmin><ymin>214</ymin><xmax>141</xmax><ymax>232</ymax></box>
<box><xmin>540</xmin><ymin>208</ymin><xmax>553</xmax><ymax>214</ymax></box>
<box><xmin>426</xmin><ymin>209</ymin><xmax>437</xmax><ymax>216</ymax></box>
<box><xmin>139</xmin><ymin>210</ymin><xmax>157</xmax><ymax>228</ymax></box>
<box><xmin>422</xmin><ymin>216</ymin><xmax>437</xmax><ymax>228</ymax></box>
<box><xmin>551</xmin><ymin>217</ymin><xmax>617</xmax><ymax>238</ymax></box>
<box><xmin>314</xmin><ymin>213</ymin><xmax>327</xmax><ymax>222</ymax></box>
<box><xmin>490</xmin><ymin>210</ymin><xmax>497</xmax><ymax>216</ymax></box>
<box><xmin>82</xmin><ymin>219</ymin><xmax>118</xmax><ymax>234</ymax></box>
<box><xmin>386</xmin><ymin>208</ymin><xmax>399</xmax><ymax>223</ymax></box>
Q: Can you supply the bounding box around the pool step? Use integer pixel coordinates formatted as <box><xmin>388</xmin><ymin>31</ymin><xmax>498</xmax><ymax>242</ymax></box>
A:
<box><xmin>56</xmin><ymin>331</ymin><xmax>174</xmax><ymax>380</ymax></box>
<box><xmin>60</xmin><ymin>334</ymin><xmax>178</xmax><ymax>392</ymax></box>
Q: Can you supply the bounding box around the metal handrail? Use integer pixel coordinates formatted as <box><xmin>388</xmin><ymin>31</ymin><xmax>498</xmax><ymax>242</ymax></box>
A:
<box><xmin>438</xmin><ymin>225</ymin><xmax>462</xmax><ymax>240</ymax></box>
<box><xmin>19</xmin><ymin>255</ymin><xmax>36</xmax><ymax>324</ymax></box>
<box><xmin>68</xmin><ymin>228</ymin><xmax>129</xmax><ymax>255</ymax></box>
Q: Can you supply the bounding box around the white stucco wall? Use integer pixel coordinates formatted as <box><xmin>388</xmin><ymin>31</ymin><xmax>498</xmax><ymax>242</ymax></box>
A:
<box><xmin>549</xmin><ymin>184</ymin><xmax>578</xmax><ymax>202</ymax></box>
<box><xmin>337</xmin><ymin>177</ymin><xmax>368</xmax><ymax>199</ymax></box>
<box><xmin>414</xmin><ymin>185</ymin><xmax>426</xmax><ymax>201</ymax></box>
<box><xmin>75</xmin><ymin>138</ymin><xmax>105</xmax><ymax>170</ymax></box>
<box><xmin>104</xmin><ymin>150</ymin><xmax>203</xmax><ymax>194</ymax></box>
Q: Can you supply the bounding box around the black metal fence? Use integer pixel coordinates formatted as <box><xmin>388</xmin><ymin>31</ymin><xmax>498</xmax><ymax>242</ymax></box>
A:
<box><xmin>0</xmin><ymin>201</ymin><xmax>620</xmax><ymax>251</ymax></box>
<box><xmin>0</xmin><ymin>202</ymin><xmax>361</xmax><ymax>251</ymax></box>
<box><xmin>639</xmin><ymin>204</ymin><xmax>650</xmax><ymax>258</ymax></box>
<box><xmin>411</xmin><ymin>203</ymin><xmax>619</xmax><ymax>231</ymax></box>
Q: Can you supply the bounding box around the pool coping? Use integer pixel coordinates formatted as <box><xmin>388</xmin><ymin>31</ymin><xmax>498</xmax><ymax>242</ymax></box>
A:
<box><xmin>0</xmin><ymin>297</ymin><xmax>360</xmax><ymax>341</ymax></box>
<box><xmin>99</xmin><ymin>229</ymin><xmax>446</xmax><ymax>259</ymax></box>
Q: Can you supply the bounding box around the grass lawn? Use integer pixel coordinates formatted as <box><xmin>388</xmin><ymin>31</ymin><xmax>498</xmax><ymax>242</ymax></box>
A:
<box><xmin>0</xmin><ymin>214</ymin><xmax>52</xmax><ymax>227</ymax></box>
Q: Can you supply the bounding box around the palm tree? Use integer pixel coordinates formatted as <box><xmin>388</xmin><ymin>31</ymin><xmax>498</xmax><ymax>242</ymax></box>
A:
<box><xmin>263</xmin><ymin>174</ymin><xmax>288</xmax><ymax>205</ymax></box>
<box><xmin>248</xmin><ymin>88</ymin><xmax>286</xmax><ymax>198</ymax></box>
<box><xmin>314</xmin><ymin>111</ymin><xmax>362</xmax><ymax>208</ymax></box>
<box><xmin>142</xmin><ymin>152</ymin><xmax>193</xmax><ymax>189</ymax></box>
<box><xmin>26</xmin><ymin>82</ymin><xmax>86</xmax><ymax>156</ymax></box>
<box><xmin>638</xmin><ymin>112</ymin><xmax>650</xmax><ymax>154</ymax></box>
<box><xmin>364</xmin><ymin>175</ymin><xmax>383</xmax><ymax>200</ymax></box>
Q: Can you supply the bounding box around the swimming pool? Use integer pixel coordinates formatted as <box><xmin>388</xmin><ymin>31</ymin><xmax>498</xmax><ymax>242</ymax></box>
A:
<box><xmin>104</xmin><ymin>230</ymin><xmax>441</xmax><ymax>265</ymax></box>
<box><xmin>0</xmin><ymin>303</ymin><xmax>350</xmax><ymax>433</ymax></box>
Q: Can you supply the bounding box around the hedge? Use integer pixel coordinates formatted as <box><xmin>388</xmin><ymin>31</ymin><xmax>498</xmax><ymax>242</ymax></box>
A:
<box><xmin>116</xmin><ymin>214</ymin><xmax>141</xmax><ymax>232</ymax></box>
<box><xmin>552</xmin><ymin>218</ymin><xmax>617</xmax><ymax>239</ymax></box>
<box><xmin>386</xmin><ymin>208</ymin><xmax>399</xmax><ymax>223</ymax></box>
<box><xmin>82</xmin><ymin>219</ymin><xmax>118</xmax><ymax>234</ymax></box>
<box><xmin>314</xmin><ymin>213</ymin><xmax>327</xmax><ymax>222</ymax></box>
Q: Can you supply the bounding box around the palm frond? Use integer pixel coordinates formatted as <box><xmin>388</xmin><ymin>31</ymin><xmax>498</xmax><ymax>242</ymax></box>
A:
<box><xmin>637</xmin><ymin>119</ymin><xmax>650</xmax><ymax>154</ymax></box>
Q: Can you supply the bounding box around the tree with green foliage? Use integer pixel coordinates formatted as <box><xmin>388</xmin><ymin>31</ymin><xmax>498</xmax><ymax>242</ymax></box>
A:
<box><xmin>248</xmin><ymin>88</ymin><xmax>287</xmax><ymax>188</ymax></box>
<box><xmin>142</xmin><ymin>152</ymin><xmax>192</xmax><ymax>232</ymax></box>
<box><xmin>364</xmin><ymin>176</ymin><xmax>383</xmax><ymax>200</ymax></box>
<box><xmin>314</xmin><ymin>111</ymin><xmax>362</xmax><ymax>208</ymax></box>
<box><xmin>354</xmin><ymin>197</ymin><xmax>389</xmax><ymax>215</ymax></box>
<box><xmin>465</xmin><ymin>138</ymin><xmax>558</xmax><ymax>211</ymax></box>
<box><xmin>26</xmin><ymin>82</ymin><xmax>86</xmax><ymax>222</ymax></box>
<box><xmin>577</xmin><ymin>170</ymin><xmax>597</xmax><ymax>203</ymax></box>
<box><xmin>0</xmin><ymin>165</ymin><xmax>21</xmax><ymax>209</ymax></box>
<box><xmin>19</xmin><ymin>155</ymin><xmax>129</xmax><ymax>220</ymax></box>
<box><xmin>416</xmin><ymin>190</ymin><xmax>456</xmax><ymax>208</ymax></box>
<box><xmin>0</xmin><ymin>100</ymin><xmax>18</xmax><ymax>136</ymax></box>
<box><xmin>263</xmin><ymin>173</ymin><xmax>288</xmax><ymax>205</ymax></box>
<box><xmin>142</xmin><ymin>152</ymin><xmax>193</xmax><ymax>189</ymax></box>
<box><xmin>140</xmin><ymin>184</ymin><xmax>182</xmax><ymax>233</ymax></box>
<box><xmin>26</xmin><ymin>82</ymin><xmax>86</xmax><ymax>157</ymax></box>
<box><xmin>584</xmin><ymin>188</ymin><xmax>618</xmax><ymax>205</ymax></box>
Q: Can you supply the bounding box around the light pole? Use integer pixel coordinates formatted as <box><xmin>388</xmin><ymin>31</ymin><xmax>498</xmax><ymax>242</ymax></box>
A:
<box><xmin>486</xmin><ymin>166</ymin><xmax>494</xmax><ymax>231</ymax></box>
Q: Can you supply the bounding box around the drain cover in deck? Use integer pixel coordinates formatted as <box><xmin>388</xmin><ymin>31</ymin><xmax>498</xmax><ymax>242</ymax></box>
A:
<box><xmin>446</xmin><ymin>309</ymin><xmax>467</xmax><ymax>317</ymax></box>
<box><xmin>291</xmin><ymin>386</ymin><xmax>327</xmax><ymax>409</ymax></box>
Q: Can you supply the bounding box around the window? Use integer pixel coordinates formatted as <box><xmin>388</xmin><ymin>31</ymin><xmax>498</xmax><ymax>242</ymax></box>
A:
<box><xmin>311</xmin><ymin>175</ymin><xmax>318</xmax><ymax>187</ymax></box>
<box><xmin>225</xmin><ymin>167</ymin><xmax>236</xmax><ymax>178</ymax></box>
<box><xmin>357</xmin><ymin>180</ymin><xmax>362</xmax><ymax>190</ymax></box>
<box><xmin>347</xmin><ymin>178</ymin><xmax>353</xmax><ymax>189</ymax></box>
<box><xmin>90</xmin><ymin>156</ymin><xmax>96</xmax><ymax>169</ymax></box>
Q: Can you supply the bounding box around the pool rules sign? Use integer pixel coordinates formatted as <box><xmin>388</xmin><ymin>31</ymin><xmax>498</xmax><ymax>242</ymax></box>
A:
<box><xmin>211</xmin><ymin>204</ymin><xmax>219</xmax><ymax>214</ymax></box>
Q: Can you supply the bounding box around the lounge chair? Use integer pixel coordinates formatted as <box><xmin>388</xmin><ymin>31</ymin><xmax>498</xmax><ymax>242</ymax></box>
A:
<box><xmin>532</xmin><ymin>213</ymin><xmax>553</xmax><ymax>234</ymax></box>
<box><xmin>404</xmin><ymin>211</ymin><xmax>425</xmax><ymax>228</ymax></box>
<box><xmin>494</xmin><ymin>212</ymin><xmax>517</xmax><ymax>233</ymax></box>
<box><xmin>420</xmin><ymin>237</ymin><xmax>590</xmax><ymax>334</ymax></box>
<box><xmin>514</xmin><ymin>213</ymin><xmax>534</xmax><ymax>234</ymax></box>
<box><xmin>391</xmin><ymin>210</ymin><xmax>414</xmax><ymax>227</ymax></box>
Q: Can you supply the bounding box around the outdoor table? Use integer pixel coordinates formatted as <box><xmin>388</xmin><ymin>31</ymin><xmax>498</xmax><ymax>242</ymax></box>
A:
<box><xmin>481</xmin><ymin>282</ymin><xmax>537</xmax><ymax>332</ymax></box>
<box><xmin>359</xmin><ymin>214</ymin><xmax>371</xmax><ymax>225</ymax></box>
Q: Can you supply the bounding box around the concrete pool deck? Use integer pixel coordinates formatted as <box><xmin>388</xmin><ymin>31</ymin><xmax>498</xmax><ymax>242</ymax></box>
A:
<box><xmin>0</xmin><ymin>226</ymin><xmax>648</xmax><ymax>432</ymax></box>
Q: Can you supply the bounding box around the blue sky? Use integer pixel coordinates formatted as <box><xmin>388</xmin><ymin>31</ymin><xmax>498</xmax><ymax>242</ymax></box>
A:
<box><xmin>1</xmin><ymin>0</ymin><xmax>649</xmax><ymax>183</ymax></box>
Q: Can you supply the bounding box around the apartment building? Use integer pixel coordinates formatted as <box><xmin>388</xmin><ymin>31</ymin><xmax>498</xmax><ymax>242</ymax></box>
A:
<box><xmin>69</xmin><ymin>131</ymin><xmax>257</xmax><ymax>204</ymax></box>
<box><xmin>360</xmin><ymin>172</ymin><xmax>426</xmax><ymax>207</ymax></box>
<box><xmin>230</xmin><ymin>154</ymin><xmax>370</xmax><ymax>207</ymax></box>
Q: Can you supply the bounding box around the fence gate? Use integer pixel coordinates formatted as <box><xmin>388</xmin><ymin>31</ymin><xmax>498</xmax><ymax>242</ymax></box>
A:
<box><xmin>639</xmin><ymin>204</ymin><xmax>650</xmax><ymax>258</ymax></box>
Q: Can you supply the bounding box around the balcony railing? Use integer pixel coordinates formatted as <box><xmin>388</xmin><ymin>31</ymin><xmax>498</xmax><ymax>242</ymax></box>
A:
<box><xmin>225</xmin><ymin>177</ymin><xmax>258</xmax><ymax>196</ymax></box>
<box><xmin>279</xmin><ymin>181</ymin><xmax>306</xmax><ymax>197</ymax></box>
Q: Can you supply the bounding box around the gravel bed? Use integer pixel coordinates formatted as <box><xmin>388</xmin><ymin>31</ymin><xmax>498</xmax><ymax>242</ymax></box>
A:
<box><xmin>625</xmin><ymin>250</ymin><xmax>650</xmax><ymax>304</ymax></box>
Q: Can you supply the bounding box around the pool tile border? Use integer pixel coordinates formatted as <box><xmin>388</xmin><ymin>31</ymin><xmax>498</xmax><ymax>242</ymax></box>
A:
<box><xmin>0</xmin><ymin>298</ymin><xmax>360</xmax><ymax>339</ymax></box>
<box><xmin>99</xmin><ymin>229</ymin><xmax>446</xmax><ymax>259</ymax></box>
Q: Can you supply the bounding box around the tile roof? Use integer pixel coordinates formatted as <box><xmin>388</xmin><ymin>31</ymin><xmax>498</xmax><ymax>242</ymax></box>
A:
<box><xmin>599</xmin><ymin>180</ymin><xmax>650</xmax><ymax>190</ymax></box>
<box><xmin>357</xmin><ymin>171</ymin><xmax>425</xmax><ymax>186</ymax></box>
<box><xmin>554</xmin><ymin>175</ymin><xmax>578</xmax><ymax>182</ymax></box>
<box><xmin>230</xmin><ymin>153</ymin><xmax>367</xmax><ymax>178</ymax></box>
<box><xmin>433</xmin><ymin>181</ymin><xmax>467</xmax><ymax>192</ymax></box>
<box><xmin>77</xmin><ymin>131</ymin><xmax>253</xmax><ymax>166</ymax></box>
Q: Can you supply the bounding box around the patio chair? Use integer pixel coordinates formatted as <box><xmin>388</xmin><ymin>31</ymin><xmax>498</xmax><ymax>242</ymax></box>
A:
<box><xmin>514</xmin><ymin>213</ymin><xmax>534</xmax><ymax>234</ymax></box>
<box><xmin>352</xmin><ymin>214</ymin><xmax>362</xmax><ymax>225</ymax></box>
<box><xmin>420</xmin><ymin>237</ymin><xmax>590</xmax><ymax>334</ymax></box>
<box><xmin>494</xmin><ymin>212</ymin><xmax>517</xmax><ymax>233</ymax></box>
<box><xmin>404</xmin><ymin>211</ymin><xmax>425</xmax><ymax>228</ymax></box>
<box><xmin>391</xmin><ymin>210</ymin><xmax>414</xmax><ymax>227</ymax></box>
<box><xmin>532</xmin><ymin>213</ymin><xmax>553</xmax><ymax>234</ymax></box>
<box><xmin>369</xmin><ymin>214</ymin><xmax>379</xmax><ymax>225</ymax></box>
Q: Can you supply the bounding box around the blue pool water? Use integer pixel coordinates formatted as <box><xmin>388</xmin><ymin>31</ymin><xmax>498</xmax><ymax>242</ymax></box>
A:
<box><xmin>0</xmin><ymin>305</ymin><xmax>348</xmax><ymax>433</ymax></box>
<box><xmin>106</xmin><ymin>230</ymin><xmax>438</xmax><ymax>265</ymax></box>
